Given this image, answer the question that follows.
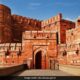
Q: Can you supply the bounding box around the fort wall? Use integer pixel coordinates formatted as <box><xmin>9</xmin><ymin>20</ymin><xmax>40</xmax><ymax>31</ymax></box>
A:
<box><xmin>41</xmin><ymin>13</ymin><xmax>75</xmax><ymax>44</ymax></box>
<box><xmin>22</xmin><ymin>31</ymin><xmax>57</xmax><ymax>69</ymax></box>
<box><xmin>0</xmin><ymin>4</ymin><xmax>12</xmax><ymax>42</ymax></box>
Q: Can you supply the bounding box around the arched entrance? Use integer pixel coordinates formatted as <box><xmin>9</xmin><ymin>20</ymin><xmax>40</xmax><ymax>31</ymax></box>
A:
<box><xmin>35</xmin><ymin>51</ymin><xmax>42</xmax><ymax>69</ymax></box>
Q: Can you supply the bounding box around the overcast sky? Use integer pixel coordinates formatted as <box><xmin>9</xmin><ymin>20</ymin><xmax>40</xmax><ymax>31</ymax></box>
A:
<box><xmin>0</xmin><ymin>0</ymin><xmax>80</xmax><ymax>21</ymax></box>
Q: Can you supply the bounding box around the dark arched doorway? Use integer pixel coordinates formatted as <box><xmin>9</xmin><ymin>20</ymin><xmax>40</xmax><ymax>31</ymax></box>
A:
<box><xmin>35</xmin><ymin>51</ymin><xmax>42</xmax><ymax>69</ymax></box>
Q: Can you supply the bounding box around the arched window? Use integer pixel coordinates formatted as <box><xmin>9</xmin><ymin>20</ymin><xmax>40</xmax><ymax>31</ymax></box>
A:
<box><xmin>17</xmin><ymin>48</ymin><xmax>21</xmax><ymax>56</ymax></box>
<box><xmin>5</xmin><ymin>49</ymin><xmax>10</xmax><ymax>56</ymax></box>
<box><xmin>71</xmin><ymin>32</ymin><xmax>73</xmax><ymax>35</ymax></box>
<box><xmin>76</xmin><ymin>49</ymin><xmax>79</xmax><ymax>55</ymax></box>
<box><xmin>34</xmin><ymin>35</ymin><xmax>36</xmax><ymax>38</ymax></box>
<box><xmin>63</xmin><ymin>50</ymin><xmax>67</xmax><ymax>56</ymax></box>
<box><xmin>46</xmin><ymin>35</ymin><xmax>49</xmax><ymax>38</ymax></box>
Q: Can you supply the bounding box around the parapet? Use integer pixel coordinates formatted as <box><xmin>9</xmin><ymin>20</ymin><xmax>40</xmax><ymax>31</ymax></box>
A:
<box><xmin>0</xmin><ymin>4</ymin><xmax>11</xmax><ymax>11</ymax></box>
<box><xmin>0</xmin><ymin>4</ymin><xmax>11</xmax><ymax>23</ymax></box>
<box><xmin>76</xmin><ymin>18</ymin><xmax>80</xmax><ymax>27</ymax></box>
<box><xmin>42</xmin><ymin>13</ymin><xmax>62</xmax><ymax>27</ymax></box>
<box><xmin>0</xmin><ymin>43</ymin><xmax>22</xmax><ymax>52</ymax></box>
<box><xmin>22</xmin><ymin>31</ymin><xmax>57</xmax><ymax>40</ymax></box>
<box><xmin>12</xmin><ymin>14</ymin><xmax>41</xmax><ymax>28</ymax></box>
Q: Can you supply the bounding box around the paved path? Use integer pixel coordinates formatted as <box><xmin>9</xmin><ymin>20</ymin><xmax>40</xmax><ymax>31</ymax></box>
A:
<box><xmin>13</xmin><ymin>70</ymin><xmax>74</xmax><ymax>76</ymax></box>
<box><xmin>59</xmin><ymin>65</ymin><xmax>80</xmax><ymax>76</ymax></box>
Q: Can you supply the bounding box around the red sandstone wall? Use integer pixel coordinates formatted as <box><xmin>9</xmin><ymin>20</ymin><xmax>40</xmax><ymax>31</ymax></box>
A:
<box><xmin>41</xmin><ymin>13</ymin><xmax>62</xmax><ymax>31</ymax></box>
<box><xmin>0</xmin><ymin>43</ymin><xmax>23</xmax><ymax>66</ymax></box>
<box><xmin>0</xmin><ymin>4</ymin><xmax>12</xmax><ymax>43</ymax></box>
<box><xmin>41</xmin><ymin>13</ymin><xmax>75</xmax><ymax>44</ymax></box>
<box><xmin>58</xmin><ymin>44</ymin><xmax>80</xmax><ymax>65</ymax></box>
<box><xmin>58</xmin><ymin>26</ymin><xmax>80</xmax><ymax>65</ymax></box>
<box><xmin>60</xmin><ymin>20</ymin><xmax>75</xmax><ymax>43</ymax></box>
<box><xmin>76</xmin><ymin>18</ymin><xmax>80</xmax><ymax>27</ymax></box>
<box><xmin>42</xmin><ymin>13</ymin><xmax>61</xmax><ymax>44</ymax></box>
<box><xmin>22</xmin><ymin>31</ymin><xmax>57</xmax><ymax>69</ymax></box>
<box><xmin>11</xmin><ymin>15</ymin><xmax>41</xmax><ymax>42</ymax></box>
<box><xmin>0</xmin><ymin>4</ymin><xmax>41</xmax><ymax>43</ymax></box>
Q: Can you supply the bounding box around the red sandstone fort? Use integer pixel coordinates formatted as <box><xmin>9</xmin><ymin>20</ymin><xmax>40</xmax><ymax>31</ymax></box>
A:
<box><xmin>0</xmin><ymin>4</ymin><xmax>80</xmax><ymax>69</ymax></box>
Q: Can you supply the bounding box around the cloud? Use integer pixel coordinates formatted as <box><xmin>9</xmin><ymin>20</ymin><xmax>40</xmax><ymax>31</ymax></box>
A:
<box><xmin>27</xmin><ymin>2</ymin><xmax>41</xmax><ymax>10</ymax></box>
<box><xmin>65</xmin><ymin>18</ymin><xmax>75</xmax><ymax>21</ymax></box>
<box><xmin>54</xmin><ymin>2</ymin><xmax>77</xmax><ymax>7</ymax></box>
<box><xmin>29</xmin><ymin>3</ymin><xmax>41</xmax><ymax>6</ymax></box>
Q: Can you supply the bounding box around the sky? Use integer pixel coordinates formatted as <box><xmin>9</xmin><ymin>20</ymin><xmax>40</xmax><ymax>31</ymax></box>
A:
<box><xmin>0</xmin><ymin>0</ymin><xmax>80</xmax><ymax>21</ymax></box>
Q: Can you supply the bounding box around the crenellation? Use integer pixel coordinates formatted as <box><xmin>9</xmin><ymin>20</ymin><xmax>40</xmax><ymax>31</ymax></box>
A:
<box><xmin>42</xmin><ymin>13</ymin><xmax>62</xmax><ymax>27</ymax></box>
<box><xmin>23</xmin><ymin>31</ymin><xmax>57</xmax><ymax>40</ymax></box>
<box><xmin>0</xmin><ymin>43</ymin><xmax>22</xmax><ymax>52</ymax></box>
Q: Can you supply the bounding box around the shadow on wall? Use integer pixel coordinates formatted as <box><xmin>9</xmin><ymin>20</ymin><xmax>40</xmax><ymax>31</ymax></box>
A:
<box><xmin>23</xmin><ymin>64</ymin><xmax>29</xmax><ymax>70</ymax></box>
<box><xmin>12</xmin><ymin>64</ymin><xmax>30</xmax><ymax>76</ymax></box>
<box><xmin>0</xmin><ymin>64</ymin><xmax>30</xmax><ymax>76</ymax></box>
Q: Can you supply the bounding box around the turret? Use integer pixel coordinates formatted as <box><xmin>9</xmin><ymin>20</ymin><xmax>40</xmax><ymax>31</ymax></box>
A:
<box><xmin>0</xmin><ymin>4</ymin><xmax>12</xmax><ymax>43</ymax></box>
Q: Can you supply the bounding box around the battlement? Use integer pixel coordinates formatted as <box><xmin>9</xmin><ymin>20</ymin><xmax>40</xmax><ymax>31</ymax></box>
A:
<box><xmin>0</xmin><ymin>4</ymin><xmax>11</xmax><ymax>12</ymax></box>
<box><xmin>22</xmin><ymin>31</ymin><xmax>57</xmax><ymax>40</ymax></box>
<box><xmin>76</xmin><ymin>18</ymin><xmax>80</xmax><ymax>27</ymax></box>
<box><xmin>0</xmin><ymin>43</ymin><xmax>22</xmax><ymax>52</ymax></box>
<box><xmin>62</xmin><ymin>19</ymin><xmax>75</xmax><ymax>23</ymax></box>
<box><xmin>12</xmin><ymin>15</ymin><xmax>41</xmax><ymax>27</ymax></box>
<box><xmin>41</xmin><ymin>13</ymin><xmax>62</xmax><ymax>27</ymax></box>
<box><xmin>66</xmin><ymin>26</ymin><xmax>80</xmax><ymax>45</ymax></box>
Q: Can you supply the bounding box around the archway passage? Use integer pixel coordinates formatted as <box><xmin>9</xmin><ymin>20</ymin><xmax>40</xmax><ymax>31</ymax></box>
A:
<box><xmin>35</xmin><ymin>51</ymin><xmax>42</xmax><ymax>69</ymax></box>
